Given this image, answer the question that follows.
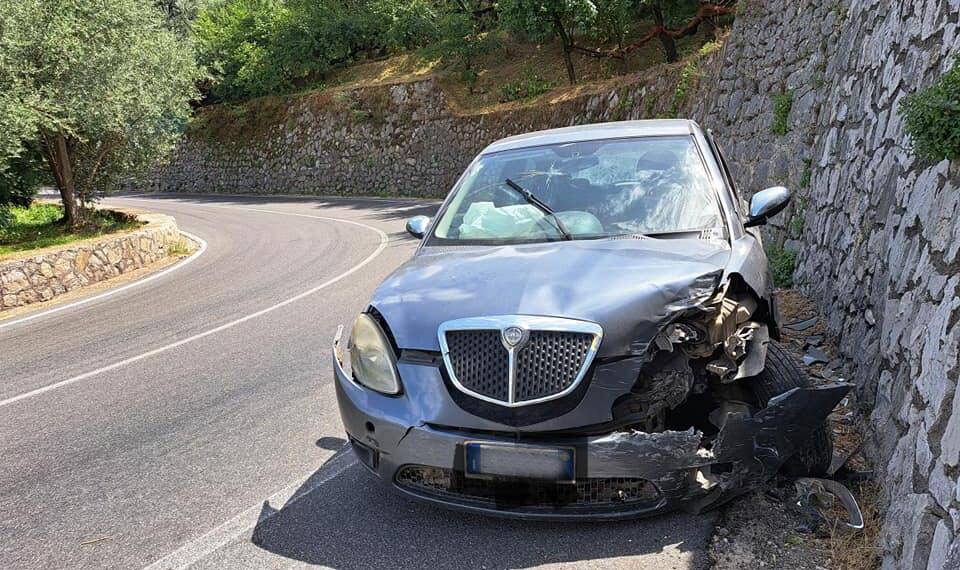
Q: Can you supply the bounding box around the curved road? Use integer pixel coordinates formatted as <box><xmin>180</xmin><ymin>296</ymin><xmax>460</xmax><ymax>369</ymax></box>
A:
<box><xmin>0</xmin><ymin>195</ymin><xmax>713</xmax><ymax>570</ymax></box>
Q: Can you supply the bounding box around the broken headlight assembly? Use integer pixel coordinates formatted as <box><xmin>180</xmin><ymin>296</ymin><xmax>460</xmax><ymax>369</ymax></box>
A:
<box><xmin>348</xmin><ymin>313</ymin><xmax>401</xmax><ymax>395</ymax></box>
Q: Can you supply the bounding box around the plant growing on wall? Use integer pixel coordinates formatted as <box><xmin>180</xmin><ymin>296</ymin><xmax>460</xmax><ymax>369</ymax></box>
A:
<box><xmin>0</xmin><ymin>0</ymin><xmax>201</xmax><ymax>227</ymax></box>
<box><xmin>900</xmin><ymin>56</ymin><xmax>960</xmax><ymax>162</ymax></box>
<box><xmin>771</xmin><ymin>90</ymin><xmax>793</xmax><ymax>135</ymax></box>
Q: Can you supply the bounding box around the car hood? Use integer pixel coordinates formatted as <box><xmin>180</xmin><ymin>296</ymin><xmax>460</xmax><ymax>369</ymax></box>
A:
<box><xmin>370</xmin><ymin>238</ymin><xmax>731</xmax><ymax>357</ymax></box>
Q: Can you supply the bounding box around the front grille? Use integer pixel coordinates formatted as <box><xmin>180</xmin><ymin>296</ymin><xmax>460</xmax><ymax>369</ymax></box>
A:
<box><xmin>440</xmin><ymin>317</ymin><xmax>600</xmax><ymax>407</ymax></box>
<box><xmin>396</xmin><ymin>465</ymin><xmax>661</xmax><ymax>511</ymax></box>
<box><xmin>445</xmin><ymin>330</ymin><xmax>510</xmax><ymax>401</ymax></box>
<box><xmin>515</xmin><ymin>331</ymin><xmax>594</xmax><ymax>401</ymax></box>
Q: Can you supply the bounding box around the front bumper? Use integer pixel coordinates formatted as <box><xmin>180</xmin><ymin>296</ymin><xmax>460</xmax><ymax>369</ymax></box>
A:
<box><xmin>332</xmin><ymin>337</ymin><xmax>849</xmax><ymax>520</ymax></box>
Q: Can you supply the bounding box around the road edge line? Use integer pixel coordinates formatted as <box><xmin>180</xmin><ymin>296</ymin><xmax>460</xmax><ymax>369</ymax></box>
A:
<box><xmin>142</xmin><ymin>451</ymin><xmax>358</xmax><ymax>570</ymax></box>
<box><xmin>0</xmin><ymin>211</ymin><xmax>388</xmax><ymax>409</ymax></box>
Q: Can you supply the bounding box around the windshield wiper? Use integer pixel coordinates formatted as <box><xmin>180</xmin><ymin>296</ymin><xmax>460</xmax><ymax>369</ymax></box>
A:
<box><xmin>503</xmin><ymin>178</ymin><xmax>572</xmax><ymax>241</ymax></box>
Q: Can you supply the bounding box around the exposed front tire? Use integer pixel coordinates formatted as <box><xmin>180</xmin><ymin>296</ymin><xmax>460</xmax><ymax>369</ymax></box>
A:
<box><xmin>750</xmin><ymin>340</ymin><xmax>833</xmax><ymax>476</ymax></box>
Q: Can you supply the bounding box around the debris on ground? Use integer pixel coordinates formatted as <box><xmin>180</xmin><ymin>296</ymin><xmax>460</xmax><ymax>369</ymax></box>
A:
<box><xmin>783</xmin><ymin>315</ymin><xmax>818</xmax><ymax>332</ymax></box>
<box><xmin>709</xmin><ymin>289</ymin><xmax>880</xmax><ymax>570</ymax></box>
<box><xmin>802</xmin><ymin>347</ymin><xmax>830</xmax><ymax>366</ymax></box>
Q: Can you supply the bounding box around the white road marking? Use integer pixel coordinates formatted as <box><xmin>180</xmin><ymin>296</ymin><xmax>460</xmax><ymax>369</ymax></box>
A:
<box><xmin>142</xmin><ymin>450</ymin><xmax>358</xmax><ymax>570</ymax></box>
<box><xmin>0</xmin><ymin>231</ymin><xmax>208</xmax><ymax>332</ymax></box>
<box><xmin>0</xmin><ymin>204</ymin><xmax>389</xmax><ymax>409</ymax></box>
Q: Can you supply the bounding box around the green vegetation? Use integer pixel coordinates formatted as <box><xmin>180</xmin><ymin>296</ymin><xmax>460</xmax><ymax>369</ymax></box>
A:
<box><xmin>0</xmin><ymin>1</ymin><xmax>736</xmax><ymax>225</ymax></box>
<box><xmin>167</xmin><ymin>239</ymin><xmax>192</xmax><ymax>257</ymax></box>
<box><xmin>193</xmin><ymin>0</ymin><xmax>734</xmax><ymax>101</ymax></box>
<box><xmin>0</xmin><ymin>204</ymin><xmax>141</xmax><ymax>257</ymax></box>
<box><xmin>669</xmin><ymin>59</ymin><xmax>699</xmax><ymax>117</ymax></box>
<box><xmin>498</xmin><ymin>72</ymin><xmax>556</xmax><ymax>102</ymax></box>
<box><xmin>900</xmin><ymin>56</ymin><xmax>960</xmax><ymax>162</ymax></box>
<box><xmin>799</xmin><ymin>158</ymin><xmax>813</xmax><ymax>189</ymax></box>
<box><xmin>667</xmin><ymin>41</ymin><xmax>720</xmax><ymax>118</ymax></box>
<box><xmin>789</xmin><ymin>196</ymin><xmax>806</xmax><ymax>238</ymax></box>
<box><xmin>771</xmin><ymin>90</ymin><xmax>794</xmax><ymax>135</ymax></box>
<box><xmin>0</xmin><ymin>0</ymin><xmax>201</xmax><ymax>227</ymax></box>
<box><xmin>766</xmin><ymin>243</ymin><xmax>797</xmax><ymax>288</ymax></box>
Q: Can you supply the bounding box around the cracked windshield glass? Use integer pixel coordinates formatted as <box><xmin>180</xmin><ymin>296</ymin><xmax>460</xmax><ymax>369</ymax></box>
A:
<box><xmin>432</xmin><ymin>136</ymin><xmax>724</xmax><ymax>243</ymax></box>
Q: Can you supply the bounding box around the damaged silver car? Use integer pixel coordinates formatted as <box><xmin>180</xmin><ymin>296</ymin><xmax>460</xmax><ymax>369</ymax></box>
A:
<box><xmin>333</xmin><ymin>119</ymin><xmax>850</xmax><ymax>520</ymax></box>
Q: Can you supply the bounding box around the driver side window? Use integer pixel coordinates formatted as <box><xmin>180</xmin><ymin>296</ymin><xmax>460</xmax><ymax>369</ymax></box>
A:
<box><xmin>709</xmin><ymin>135</ymin><xmax>746</xmax><ymax>216</ymax></box>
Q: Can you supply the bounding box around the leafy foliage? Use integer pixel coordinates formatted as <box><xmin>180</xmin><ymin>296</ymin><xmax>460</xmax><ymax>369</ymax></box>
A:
<box><xmin>591</xmin><ymin>0</ymin><xmax>638</xmax><ymax>49</ymax></box>
<box><xmin>0</xmin><ymin>147</ymin><xmax>45</xmax><ymax>220</ymax></box>
<box><xmin>499</xmin><ymin>0</ymin><xmax>598</xmax><ymax>84</ymax></box>
<box><xmin>771</xmin><ymin>90</ymin><xmax>794</xmax><ymax>135</ymax></box>
<box><xmin>192</xmin><ymin>0</ymin><xmax>732</xmax><ymax>99</ymax></box>
<box><xmin>432</xmin><ymin>10</ymin><xmax>497</xmax><ymax>88</ymax></box>
<box><xmin>0</xmin><ymin>0</ymin><xmax>201</xmax><ymax>223</ymax></box>
<box><xmin>766</xmin><ymin>243</ymin><xmax>797</xmax><ymax>288</ymax></box>
<box><xmin>193</xmin><ymin>0</ymin><xmax>289</xmax><ymax>100</ymax></box>
<box><xmin>375</xmin><ymin>0</ymin><xmax>441</xmax><ymax>52</ymax></box>
<box><xmin>900</xmin><ymin>56</ymin><xmax>960</xmax><ymax>162</ymax></box>
<box><xmin>640</xmin><ymin>0</ymin><xmax>701</xmax><ymax>28</ymax></box>
<box><xmin>498</xmin><ymin>71</ymin><xmax>556</xmax><ymax>102</ymax></box>
<box><xmin>154</xmin><ymin>0</ymin><xmax>206</xmax><ymax>37</ymax></box>
<box><xmin>195</xmin><ymin>0</ymin><xmax>397</xmax><ymax>101</ymax></box>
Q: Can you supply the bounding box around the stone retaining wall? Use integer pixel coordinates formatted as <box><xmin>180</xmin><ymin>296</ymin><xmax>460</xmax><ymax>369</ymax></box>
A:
<box><xmin>0</xmin><ymin>212</ymin><xmax>182</xmax><ymax>311</ymax></box>
<box><xmin>698</xmin><ymin>2</ymin><xmax>960</xmax><ymax>569</ymax></box>
<box><xmin>150</xmin><ymin>52</ymin><xmax>718</xmax><ymax>200</ymax></box>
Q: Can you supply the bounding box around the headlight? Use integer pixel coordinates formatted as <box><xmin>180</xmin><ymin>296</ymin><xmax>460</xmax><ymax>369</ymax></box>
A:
<box><xmin>349</xmin><ymin>313</ymin><xmax>401</xmax><ymax>395</ymax></box>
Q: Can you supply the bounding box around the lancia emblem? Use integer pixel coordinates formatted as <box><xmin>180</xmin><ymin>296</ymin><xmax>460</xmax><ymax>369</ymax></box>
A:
<box><xmin>503</xmin><ymin>326</ymin><xmax>525</xmax><ymax>347</ymax></box>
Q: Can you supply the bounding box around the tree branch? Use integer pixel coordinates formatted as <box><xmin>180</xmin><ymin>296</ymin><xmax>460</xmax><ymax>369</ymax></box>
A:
<box><xmin>83</xmin><ymin>137</ymin><xmax>121</xmax><ymax>191</ymax></box>
<box><xmin>570</xmin><ymin>44</ymin><xmax>624</xmax><ymax>60</ymax></box>
<box><xmin>620</xmin><ymin>3</ymin><xmax>736</xmax><ymax>55</ymax></box>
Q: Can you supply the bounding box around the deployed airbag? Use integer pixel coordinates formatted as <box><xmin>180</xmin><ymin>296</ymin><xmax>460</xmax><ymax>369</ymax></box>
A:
<box><xmin>459</xmin><ymin>202</ymin><xmax>603</xmax><ymax>239</ymax></box>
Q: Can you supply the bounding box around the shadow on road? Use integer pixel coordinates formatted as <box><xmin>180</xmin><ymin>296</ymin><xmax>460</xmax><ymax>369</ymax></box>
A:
<box><xmin>119</xmin><ymin>192</ymin><xmax>441</xmax><ymax>224</ymax></box>
<box><xmin>249</xmin><ymin>449</ymin><xmax>714</xmax><ymax>570</ymax></box>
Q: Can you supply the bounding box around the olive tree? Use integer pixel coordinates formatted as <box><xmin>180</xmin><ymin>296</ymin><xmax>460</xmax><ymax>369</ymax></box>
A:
<box><xmin>499</xmin><ymin>0</ymin><xmax>597</xmax><ymax>85</ymax></box>
<box><xmin>0</xmin><ymin>0</ymin><xmax>201</xmax><ymax>226</ymax></box>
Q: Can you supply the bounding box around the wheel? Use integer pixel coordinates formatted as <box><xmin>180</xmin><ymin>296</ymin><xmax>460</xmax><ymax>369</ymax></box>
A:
<box><xmin>749</xmin><ymin>340</ymin><xmax>833</xmax><ymax>476</ymax></box>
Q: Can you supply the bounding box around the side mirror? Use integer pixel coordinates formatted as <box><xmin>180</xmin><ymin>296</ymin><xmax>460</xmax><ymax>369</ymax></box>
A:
<box><xmin>405</xmin><ymin>215</ymin><xmax>431</xmax><ymax>239</ymax></box>
<box><xmin>744</xmin><ymin>186</ymin><xmax>791</xmax><ymax>228</ymax></box>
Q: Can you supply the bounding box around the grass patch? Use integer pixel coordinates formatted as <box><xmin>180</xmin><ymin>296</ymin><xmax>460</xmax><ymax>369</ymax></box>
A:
<box><xmin>0</xmin><ymin>203</ymin><xmax>141</xmax><ymax>256</ymax></box>
<box><xmin>167</xmin><ymin>239</ymin><xmax>192</xmax><ymax>257</ymax></box>
<box><xmin>824</xmin><ymin>481</ymin><xmax>882</xmax><ymax>570</ymax></box>
<box><xmin>498</xmin><ymin>70</ymin><xmax>556</xmax><ymax>103</ymax></box>
<box><xmin>766</xmin><ymin>243</ymin><xmax>797</xmax><ymax>287</ymax></box>
<box><xmin>771</xmin><ymin>90</ymin><xmax>794</xmax><ymax>135</ymax></box>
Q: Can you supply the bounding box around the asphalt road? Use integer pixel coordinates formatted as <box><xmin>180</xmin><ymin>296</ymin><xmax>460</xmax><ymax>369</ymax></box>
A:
<box><xmin>0</xmin><ymin>195</ymin><xmax>714</xmax><ymax>570</ymax></box>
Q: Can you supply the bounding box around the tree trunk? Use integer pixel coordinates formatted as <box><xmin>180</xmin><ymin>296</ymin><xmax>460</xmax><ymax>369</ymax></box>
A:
<box><xmin>651</xmin><ymin>4</ymin><xmax>679</xmax><ymax>63</ymax></box>
<box><xmin>41</xmin><ymin>131</ymin><xmax>80</xmax><ymax>227</ymax></box>
<box><xmin>553</xmin><ymin>18</ymin><xmax>577</xmax><ymax>84</ymax></box>
<box><xmin>561</xmin><ymin>43</ymin><xmax>577</xmax><ymax>84</ymax></box>
<box><xmin>657</xmin><ymin>31</ymin><xmax>678</xmax><ymax>62</ymax></box>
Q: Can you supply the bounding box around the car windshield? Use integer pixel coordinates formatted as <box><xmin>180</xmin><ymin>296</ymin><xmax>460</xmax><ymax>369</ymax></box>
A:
<box><xmin>431</xmin><ymin>135</ymin><xmax>725</xmax><ymax>244</ymax></box>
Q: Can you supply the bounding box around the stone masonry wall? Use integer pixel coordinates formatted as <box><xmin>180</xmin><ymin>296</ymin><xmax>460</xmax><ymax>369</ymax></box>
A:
<box><xmin>151</xmin><ymin>55</ymin><xmax>717</xmax><ymax>198</ymax></box>
<box><xmin>153</xmin><ymin>2</ymin><xmax>960</xmax><ymax>567</ymax></box>
<box><xmin>0</xmin><ymin>213</ymin><xmax>182</xmax><ymax>311</ymax></box>
<box><xmin>800</xmin><ymin>3</ymin><xmax>960</xmax><ymax>569</ymax></box>
<box><xmin>698</xmin><ymin>1</ymin><xmax>960</xmax><ymax>569</ymax></box>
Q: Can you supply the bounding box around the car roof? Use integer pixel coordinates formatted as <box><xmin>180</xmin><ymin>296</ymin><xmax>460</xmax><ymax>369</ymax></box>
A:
<box><xmin>480</xmin><ymin>119</ymin><xmax>702</xmax><ymax>155</ymax></box>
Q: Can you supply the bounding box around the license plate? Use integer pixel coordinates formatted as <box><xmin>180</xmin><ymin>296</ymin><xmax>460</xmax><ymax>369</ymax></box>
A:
<box><xmin>464</xmin><ymin>442</ymin><xmax>575</xmax><ymax>483</ymax></box>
